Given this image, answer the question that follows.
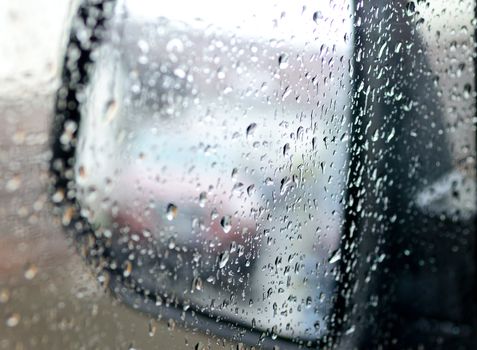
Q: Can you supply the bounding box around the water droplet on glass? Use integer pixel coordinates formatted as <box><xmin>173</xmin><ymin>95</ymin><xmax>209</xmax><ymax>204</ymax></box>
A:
<box><xmin>231</xmin><ymin>168</ymin><xmax>238</xmax><ymax>181</ymax></box>
<box><xmin>148</xmin><ymin>319</ymin><xmax>156</xmax><ymax>337</ymax></box>
<box><xmin>406</xmin><ymin>1</ymin><xmax>416</xmax><ymax>16</ymax></box>
<box><xmin>167</xmin><ymin>318</ymin><xmax>176</xmax><ymax>331</ymax></box>
<box><xmin>219</xmin><ymin>250</ymin><xmax>230</xmax><ymax>268</ymax></box>
<box><xmin>166</xmin><ymin>38</ymin><xmax>184</xmax><ymax>53</ymax></box>
<box><xmin>137</xmin><ymin>39</ymin><xmax>149</xmax><ymax>53</ymax></box>
<box><xmin>246</xmin><ymin>123</ymin><xmax>257</xmax><ymax>138</ymax></box>
<box><xmin>0</xmin><ymin>288</ymin><xmax>10</xmax><ymax>303</ymax></box>
<box><xmin>123</xmin><ymin>261</ymin><xmax>133</xmax><ymax>277</ymax></box>
<box><xmin>312</xmin><ymin>11</ymin><xmax>323</xmax><ymax>23</ymax></box>
<box><xmin>198</xmin><ymin>192</ymin><xmax>207</xmax><ymax>208</ymax></box>
<box><xmin>328</xmin><ymin>248</ymin><xmax>341</xmax><ymax>264</ymax></box>
<box><xmin>220</xmin><ymin>216</ymin><xmax>232</xmax><ymax>233</ymax></box>
<box><xmin>5</xmin><ymin>175</ymin><xmax>21</xmax><ymax>192</ymax></box>
<box><xmin>105</xmin><ymin>99</ymin><xmax>118</xmax><ymax>124</ymax></box>
<box><xmin>173</xmin><ymin>67</ymin><xmax>186</xmax><ymax>79</ymax></box>
<box><xmin>280</xmin><ymin>177</ymin><xmax>292</xmax><ymax>195</ymax></box>
<box><xmin>24</xmin><ymin>263</ymin><xmax>38</xmax><ymax>280</ymax></box>
<box><xmin>278</xmin><ymin>54</ymin><xmax>289</xmax><ymax>69</ymax></box>
<box><xmin>193</xmin><ymin>276</ymin><xmax>203</xmax><ymax>291</ymax></box>
<box><xmin>166</xmin><ymin>203</ymin><xmax>178</xmax><ymax>221</ymax></box>
<box><xmin>247</xmin><ymin>184</ymin><xmax>255</xmax><ymax>196</ymax></box>
<box><xmin>6</xmin><ymin>313</ymin><xmax>20</xmax><ymax>327</ymax></box>
<box><xmin>283</xmin><ymin>143</ymin><xmax>290</xmax><ymax>156</ymax></box>
<box><xmin>463</xmin><ymin>84</ymin><xmax>472</xmax><ymax>99</ymax></box>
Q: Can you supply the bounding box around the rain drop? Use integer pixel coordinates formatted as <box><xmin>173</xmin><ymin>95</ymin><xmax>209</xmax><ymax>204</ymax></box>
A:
<box><xmin>278</xmin><ymin>54</ymin><xmax>289</xmax><ymax>69</ymax></box>
<box><xmin>24</xmin><ymin>263</ymin><xmax>38</xmax><ymax>280</ymax></box>
<box><xmin>219</xmin><ymin>250</ymin><xmax>230</xmax><ymax>268</ymax></box>
<box><xmin>312</xmin><ymin>11</ymin><xmax>323</xmax><ymax>23</ymax></box>
<box><xmin>220</xmin><ymin>216</ymin><xmax>232</xmax><ymax>233</ymax></box>
<box><xmin>6</xmin><ymin>313</ymin><xmax>20</xmax><ymax>327</ymax></box>
<box><xmin>166</xmin><ymin>203</ymin><xmax>178</xmax><ymax>221</ymax></box>
<box><xmin>198</xmin><ymin>192</ymin><xmax>207</xmax><ymax>208</ymax></box>
<box><xmin>246</xmin><ymin>123</ymin><xmax>257</xmax><ymax>138</ymax></box>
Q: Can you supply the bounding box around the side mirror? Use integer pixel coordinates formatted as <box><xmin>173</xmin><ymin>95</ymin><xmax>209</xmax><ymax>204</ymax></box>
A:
<box><xmin>51</xmin><ymin>0</ymin><xmax>354</xmax><ymax>347</ymax></box>
<box><xmin>50</xmin><ymin>0</ymin><xmax>476</xmax><ymax>348</ymax></box>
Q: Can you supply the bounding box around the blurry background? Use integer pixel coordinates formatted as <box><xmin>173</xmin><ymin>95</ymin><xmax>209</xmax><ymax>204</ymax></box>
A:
<box><xmin>0</xmin><ymin>1</ymin><xmax>215</xmax><ymax>349</ymax></box>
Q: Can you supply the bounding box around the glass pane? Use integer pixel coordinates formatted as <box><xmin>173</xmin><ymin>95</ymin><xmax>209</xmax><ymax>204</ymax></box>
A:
<box><xmin>2</xmin><ymin>0</ymin><xmax>476</xmax><ymax>349</ymax></box>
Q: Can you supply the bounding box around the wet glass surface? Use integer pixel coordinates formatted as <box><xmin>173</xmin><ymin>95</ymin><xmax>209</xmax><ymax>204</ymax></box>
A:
<box><xmin>2</xmin><ymin>0</ymin><xmax>477</xmax><ymax>349</ymax></box>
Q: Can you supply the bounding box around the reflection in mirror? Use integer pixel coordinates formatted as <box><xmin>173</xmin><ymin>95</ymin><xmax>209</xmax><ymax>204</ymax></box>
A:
<box><xmin>50</xmin><ymin>0</ymin><xmax>476</xmax><ymax>348</ymax></box>
<box><xmin>72</xmin><ymin>0</ymin><xmax>352</xmax><ymax>342</ymax></box>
